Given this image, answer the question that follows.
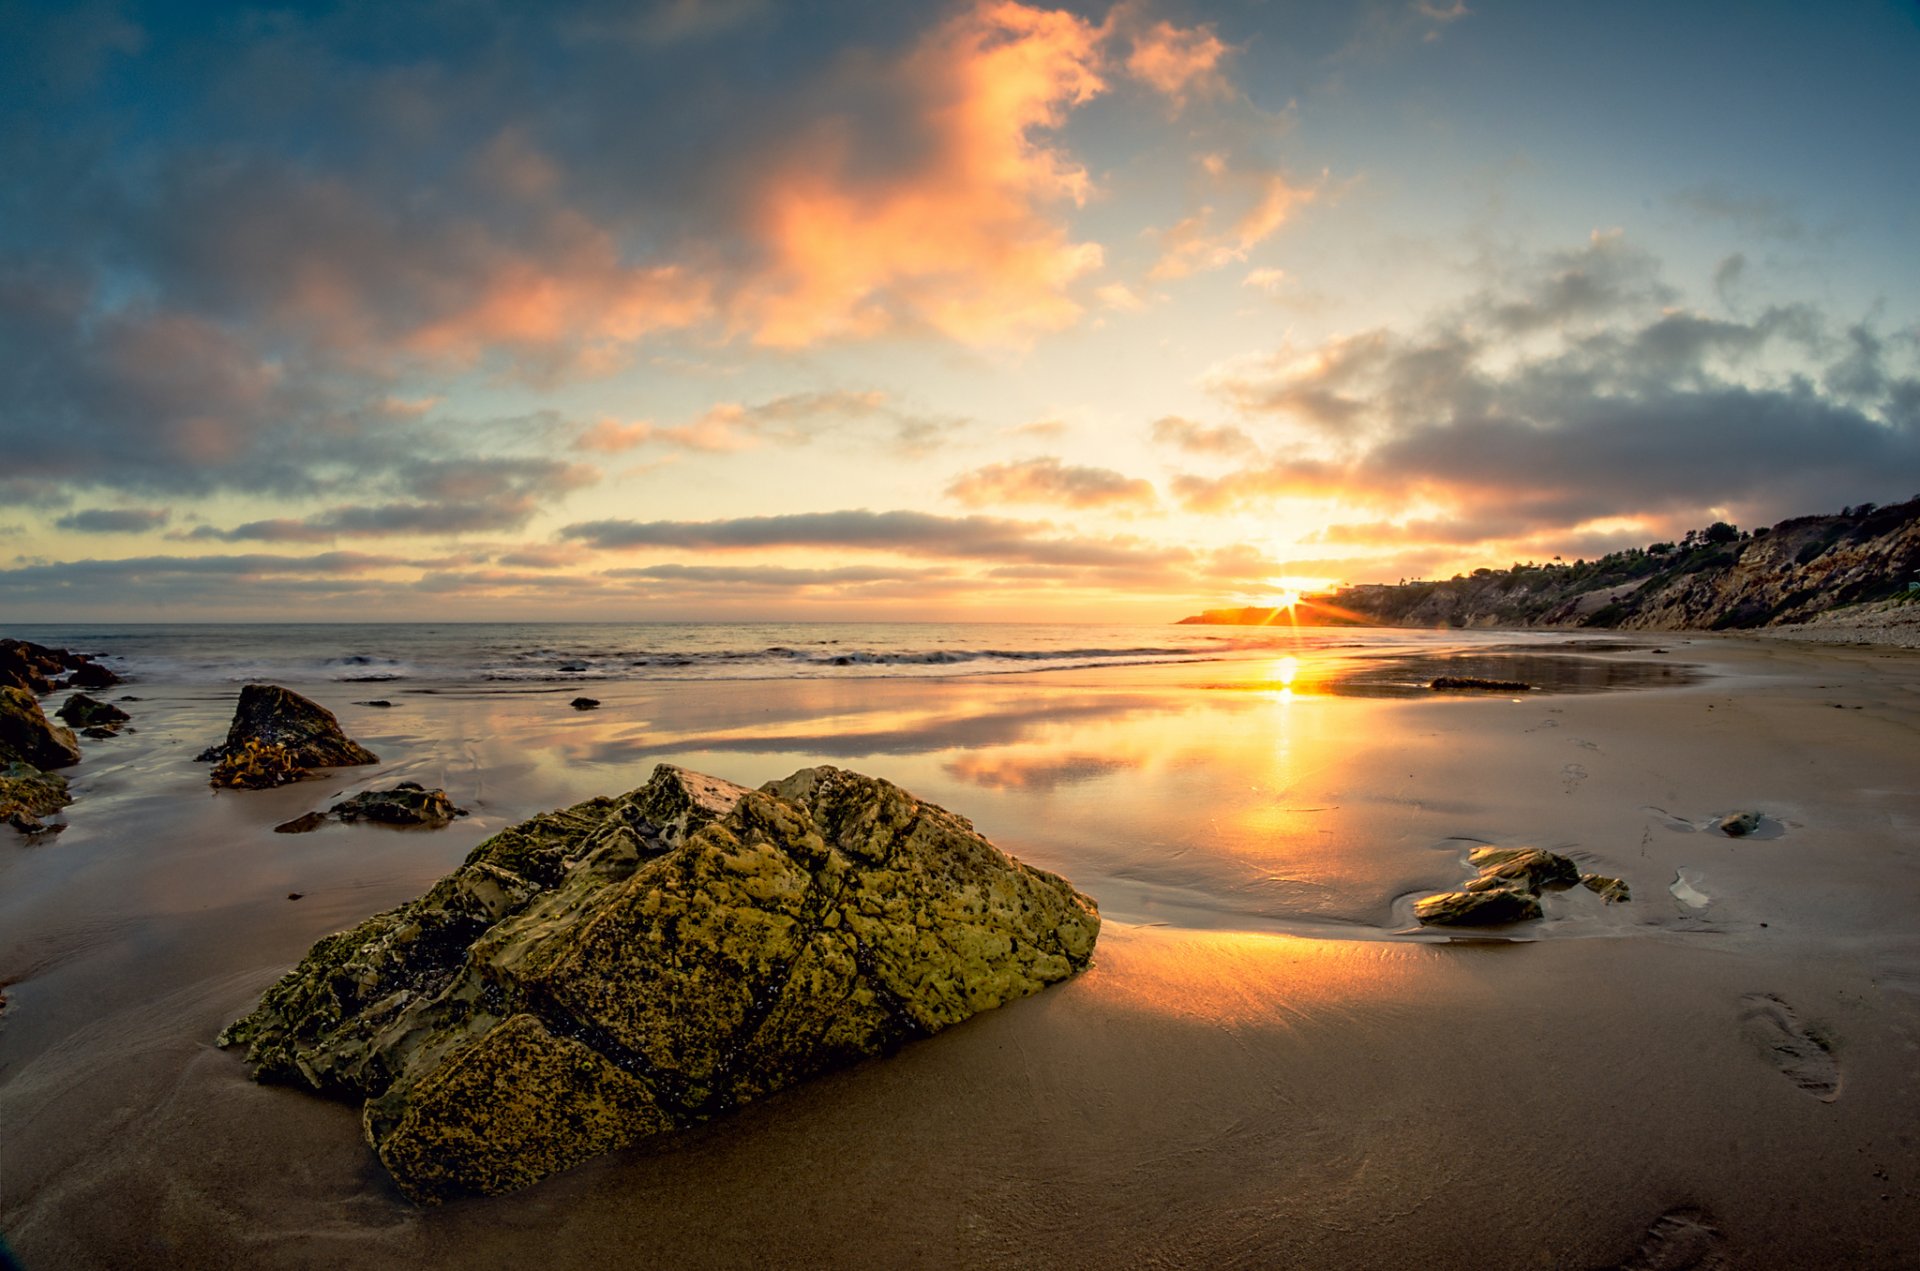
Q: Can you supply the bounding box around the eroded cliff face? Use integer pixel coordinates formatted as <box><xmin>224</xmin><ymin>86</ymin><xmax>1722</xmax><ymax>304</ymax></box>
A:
<box><xmin>1606</xmin><ymin>511</ymin><xmax>1920</xmax><ymax>631</ymax></box>
<box><xmin>220</xmin><ymin>764</ymin><xmax>1101</xmax><ymax>1202</ymax></box>
<box><xmin>1192</xmin><ymin>499</ymin><xmax>1920</xmax><ymax>633</ymax></box>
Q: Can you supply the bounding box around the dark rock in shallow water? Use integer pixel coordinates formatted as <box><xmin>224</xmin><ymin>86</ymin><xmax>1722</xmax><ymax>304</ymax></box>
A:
<box><xmin>356</xmin><ymin>700</ymin><xmax>394</xmax><ymax>708</ymax></box>
<box><xmin>1580</xmin><ymin>873</ymin><xmax>1631</xmax><ymax>903</ymax></box>
<box><xmin>1</xmin><ymin>761</ymin><xmax>72</xmax><ymax>835</ymax></box>
<box><xmin>219</xmin><ymin>764</ymin><xmax>1101</xmax><ymax>1202</ymax></box>
<box><xmin>330</xmin><ymin>782</ymin><xmax>466</xmax><ymax>827</ymax></box>
<box><xmin>1414</xmin><ymin>888</ymin><xmax>1543</xmax><ymax>926</ymax></box>
<box><xmin>64</xmin><ymin>661</ymin><xmax>120</xmax><ymax>689</ymax></box>
<box><xmin>1429</xmin><ymin>676</ymin><xmax>1532</xmax><ymax>692</ymax></box>
<box><xmin>1466</xmin><ymin>846</ymin><xmax>1581</xmax><ymax>891</ymax></box>
<box><xmin>1415</xmin><ymin>845</ymin><xmax>1594</xmax><ymax>927</ymax></box>
<box><xmin>1</xmin><ymin>639</ymin><xmax>115</xmax><ymax>693</ymax></box>
<box><xmin>58</xmin><ymin>693</ymin><xmax>130</xmax><ymax>731</ymax></box>
<box><xmin>274</xmin><ymin>812</ymin><xmax>331</xmax><ymax>835</ymax></box>
<box><xmin>198</xmin><ymin>684</ymin><xmax>378</xmax><ymax>789</ymax></box>
<box><xmin>1715</xmin><ymin>810</ymin><xmax>1762</xmax><ymax>837</ymax></box>
<box><xmin>0</xmin><ymin>687</ymin><xmax>83</xmax><ymax>770</ymax></box>
<box><xmin>570</xmin><ymin>697</ymin><xmax>600</xmax><ymax>710</ymax></box>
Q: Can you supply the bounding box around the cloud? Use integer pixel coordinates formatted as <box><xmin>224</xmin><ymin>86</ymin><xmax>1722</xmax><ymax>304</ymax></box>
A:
<box><xmin>572</xmin><ymin>390</ymin><xmax>954</xmax><ymax>456</ymax></box>
<box><xmin>1183</xmin><ymin>234</ymin><xmax>1920</xmax><ymax>538</ymax></box>
<box><xmin>1149</xmin><ymin>162</ymin><xmax>1317</xmax><ymax>280</ymax></box>
<box><xmin>54</xmin><ymin>507</ymin><xmax>171</xmax><ymax>533</ymax></box>
<box><xmin>945</xmin><ymin>456</ymin><xmax>1156</xmax><ymax>509</ymax></box>
<box><xmin>1123</xmin><ymin>17</ymin><xmax>1234</xmax><ymax>110</ymax></box>
<box><xmin>560</xmin><ymin>508</ymin><xmax>1189</xmax><ymax>567</ymax></box>
<box><xmin>186</xmin><ymin>457</ymin><xmax>598</xmax><ymax>541</ymax></box>
<box><xmin>1150</xmin><ymin>415</ymin><xmax>1255</xmax><ymax>456</ymax></box>
<box><xmin>602</xmin><ymin>562</ymin><xmax>953</xmax><ymax>588</ymax></box>
<box><xmin>733</xmin><ymin>2</ymin><xmax>1112</xmax><ymax>348</ymax></box>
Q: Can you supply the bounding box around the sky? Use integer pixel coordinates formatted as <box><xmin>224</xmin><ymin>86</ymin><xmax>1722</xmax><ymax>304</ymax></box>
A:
<box><xmin>4</xmin><ymin>0</ymin><xmax>1918</xmax><ymax>622</ymax></box>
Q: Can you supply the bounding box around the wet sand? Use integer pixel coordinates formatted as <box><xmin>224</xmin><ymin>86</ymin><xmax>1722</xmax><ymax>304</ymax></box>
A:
<box><xmin>4</xmin><ymin>635</ymin><xmax>1919</xmax><ymax>1268</ymax></box>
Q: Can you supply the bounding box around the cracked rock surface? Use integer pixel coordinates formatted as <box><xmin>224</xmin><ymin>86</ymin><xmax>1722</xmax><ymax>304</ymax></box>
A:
<box><xmin>219</xmin><ymin>763</ymin><xmax>1101</xmax><ymax>1202</ymax></box>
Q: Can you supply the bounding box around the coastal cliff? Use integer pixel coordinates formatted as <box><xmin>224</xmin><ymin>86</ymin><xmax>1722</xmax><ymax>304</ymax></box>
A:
<box><xmin>1182</xmin><ymin>497</ymin><xmax>1920</xmax><ymax>632</ymax></box>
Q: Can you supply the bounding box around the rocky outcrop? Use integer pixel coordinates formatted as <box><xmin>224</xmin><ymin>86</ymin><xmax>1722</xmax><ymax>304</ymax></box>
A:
<box><xmin>1</xmin><ymin>762</ymin><xmax>72</xmax><ymax>835</ymax></box>
<box><xmin>0</xmin><ymin>687</ymin><xmax>83</xmax><ymax>771</ymax></box>
<box><xmin>220</xmin><ymin>764</ymin><xmax>1100</xmax><ymax>1202</ymax></box>
<box><xmin>197</xmin><ymin>684</ymin><xmax>378</xmax><ymax>789</ymax></box>
<box><xmin>1185</xmin><ymin>498</ymin><xmax>1920</xmax><ymax>633</ymax></box>
<box><xmin>0</xmin><ymin>639</ymin><xmax>119</xmax><ymax>693</ymax></box>
<box><xmin>1715</xmin><ymin>810</ymin><xmax>1761</xmax><ymax>837</ymax></box>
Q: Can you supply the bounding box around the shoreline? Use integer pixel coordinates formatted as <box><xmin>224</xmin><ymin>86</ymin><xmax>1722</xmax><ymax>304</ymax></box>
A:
<box><xmin>3</xmin><ymin>633</ymin><xmax>1918</xmax><ymax>1267</ymax></box>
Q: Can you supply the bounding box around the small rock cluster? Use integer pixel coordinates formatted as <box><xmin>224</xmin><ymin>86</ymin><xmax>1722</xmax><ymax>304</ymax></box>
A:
<box><xmin>1414</xmin><ymin>846</ymin><xmax>1630</xmax><ymax>927</ymax></box>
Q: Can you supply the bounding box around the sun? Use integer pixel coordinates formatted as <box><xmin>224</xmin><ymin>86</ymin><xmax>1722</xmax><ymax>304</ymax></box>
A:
<box><xmin>1275</xmin><ymin>589</ymin><xmax>1302</xmax><ymax>611</ymax></box>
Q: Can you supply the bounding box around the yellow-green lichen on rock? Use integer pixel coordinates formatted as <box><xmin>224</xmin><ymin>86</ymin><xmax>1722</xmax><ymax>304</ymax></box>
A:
<box><xmin>220</xmin><ymin>764</ymin><xmax>1100</xmax><ymax>1202</ymax></box>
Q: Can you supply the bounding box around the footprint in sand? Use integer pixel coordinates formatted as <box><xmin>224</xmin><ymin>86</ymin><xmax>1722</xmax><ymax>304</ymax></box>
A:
<box><xmin>1739</xmin><ymin>993</ymin><xmax>1840</xmax><ymax>1101</ymax></box>
<box><xmin>1561</xmin><ymin>763</ymin><xmax>1588</xmax><ymax>794</ymax></box>
<box><xmin>1611</xmin><ymin>1206</ymin><xmax>1729</xmax><ymax>1270</ymax></box>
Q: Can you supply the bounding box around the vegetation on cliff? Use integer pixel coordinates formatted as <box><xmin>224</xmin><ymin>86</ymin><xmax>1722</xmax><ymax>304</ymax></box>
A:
<box><xmin>1184</xmin><ymin>497</ymin><xmax>1920</xmax><ymax>632</ymax></box>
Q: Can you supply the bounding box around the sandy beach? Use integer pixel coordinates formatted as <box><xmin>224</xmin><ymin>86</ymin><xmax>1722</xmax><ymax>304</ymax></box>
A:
<box><xmin>4</xmin><ymin>632</ymin><xmax>1919</xmax><ymax>1268</ymax></box>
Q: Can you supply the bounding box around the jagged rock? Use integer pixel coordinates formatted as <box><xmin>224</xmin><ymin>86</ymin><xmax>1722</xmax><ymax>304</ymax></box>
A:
<box><xmin>1</xmin><ymin>761</ymin><xmax>72</xmax><ymax>835</ymax></box>
<box><xmin>330</xmin><ymin>782</ymin><xmax>466</xmax><ymax>827</ymax></box>
<box><xmin>198</xmin><ymin>684</ymin><xmax>378</xmax><ymax>789</ymax></box>
<box><xmin>1413</xmin><ymin>888</ymin><xmax>1543</xmax><ymax>926</ymax></box>
<box><xmin>0</xmin><ymin>687</ymin><xmax>83</xmax><ymax>770</ymax></box>
<box><xmin>1715</xmin><ymin>810</ymin><xmax>1762</xmax><ymax>837</ymax></box>
<box><xmin>1581</xmin><ymin>873</ymin><xmax>1631</xmax><ymax>903</ymax></box>
<box><xmin>57</xmin><ymin>694</ymin><xmax>130</xmax><ymax>731</ymax></box>
<box><xmin>1467</xmin><ymin>846</ymin><xmax>1581</xmax><ymax>891</ymax></box>
<box><xmin>1415</xmin><ymin>845</ymin><xmax>1588</xmax><ymax>927</ymax></box>
<box><xmin>220</xmin><ymin>764</ymin><xmax>1101</xmax><ymax>1202</ymax></box>
<box><xmin>570</xmin><ymin>697</ymin><xmax>600</xmax><ymax>710</ymax></box>
<box><xmin>65</xmin><ymin>661</ymin><xmax>120</xmax><ymax>689</ymax></box>
<box><xmin>1430</xmin><ymin>676</ymin><xmax>1532</xmax><ymax>691</ymax></box>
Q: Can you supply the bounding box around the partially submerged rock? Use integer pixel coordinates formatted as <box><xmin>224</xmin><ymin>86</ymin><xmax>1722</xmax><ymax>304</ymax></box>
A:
<box><xmin>1415</xmin><ymin>845</ymin><xmax>1611</xmax><ymax>928</ymax></box>
<box><xmin>1430</xmin><ymin>676</ymin><xmax>1532</xmax><ymax>692</ymax></box>
<box><xmin>1</xmin><ymin>761</ymin><xmax>72</xmax><ymax>835</ymax></box>
<box><xmin>1414</xmin><ymin>888</ymin><xmax>1543</xmax><ymax>926</ymax></box>
<box><xmin>0</xmin><ymin>639</ymin><xmax>118</xmax><ymax>694</ymax></box>
<box><xmin>273</xmin><ymin>811</ymin><xmax>330</xmax><ymax>835</ymax></box>
<box><xmin>1581</xmin><ymin>873</ymin><xmax>1631</xmax><ymax>904</ymax></box>
<box><xmin>331</xmin><ymin>782</ymin><xmax>466</xmax><ymax>827</ymax></box>
<box><xmin>198</xmin><ymin>684</ymin><xmax>378</xmax><ymax>789</ymax></box>
<box><xmin>1715</xmin><ymin>810</ymin><xmax>1762</xmax><ymax>837</ymax></box>
<box><xmin>1466</xmin><ymin>846</ymin><xmax>1581</xmax><ymax>892</ymax></box>
<box><xmin>57</xmin><ymin>693</ymin><xmax>130</xmax><ymax>732</ymax></box>
<box><xmin>220</xmin><ymin>764</ymin><xmax>1100</xmax><ymax>1202</ymax></box>
<box><xmin>570</xmin><ymin>697</ymin><xmax>600</xmax><ymax>710</ymax></box>
<box><xmin>0</xmin><ymin>687</ymin><xmax>83</xmax><ymax>771</ymax></box>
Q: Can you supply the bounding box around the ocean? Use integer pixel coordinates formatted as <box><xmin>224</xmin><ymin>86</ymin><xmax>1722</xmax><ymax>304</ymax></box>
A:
<box><xmin>7</xmin><ymin>620</ymin><xmax>1444</xmax><ymax>686</ymax></box>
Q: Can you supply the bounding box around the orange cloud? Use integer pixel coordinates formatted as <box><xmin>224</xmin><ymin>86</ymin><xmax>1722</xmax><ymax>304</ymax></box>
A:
<box><xmin>1150</xmin><ymin>167</ymin><xmax>1316</xmax><ymax>280</ymax></box>
<box><xmin>574</xmin><ymin>418</ymin><xmax>657</xmax><ymax>453</ymax></box>
<box><xmin>1124</xmin><ymin>17</ymin><xmax>1233</xmax><ymax>109</ymax></box>
<box><xmin>737</xmin><ymin>2</ymin><xmax>1109</xmax><ymax>348</ymax></box>
<box><xmin>406</xmin><ymin>211</ymin><xmax>712</xmax><ymax>370</ymax></box>
<box><xmin>946</xmin><ymin>456</ymin><xmax>1157</xmax><ymax>509</ymax></box>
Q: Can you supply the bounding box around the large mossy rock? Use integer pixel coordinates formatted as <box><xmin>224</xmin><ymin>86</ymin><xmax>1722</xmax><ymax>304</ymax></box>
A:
<box><xmin>220</xmin><ymin>764</ymin><xmax>1100</xmax><ymax>1202</ymax></box>
<box><xmin>1</xmin><ymin>761</ymin><xmax>72</xmax><ymax>833</ymax></box>
<box><xmin>197</xmin><ymin>684</ymin><xmax>378</xmax><ymax>788</ymax></box>
<box><xmin>0</xmin><ymin>686</ymin><xmax>83</xmax><ymax>770</ymax></box>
